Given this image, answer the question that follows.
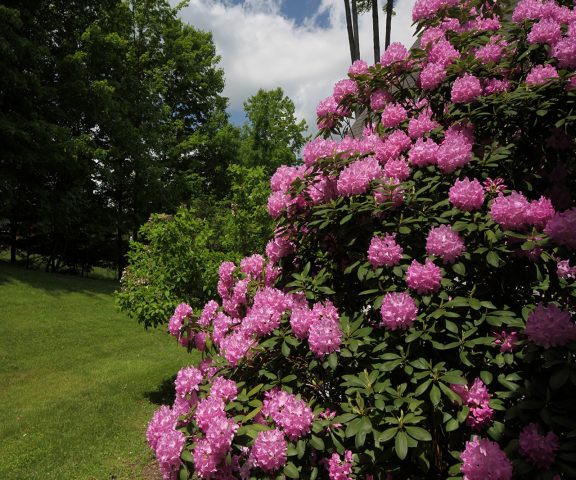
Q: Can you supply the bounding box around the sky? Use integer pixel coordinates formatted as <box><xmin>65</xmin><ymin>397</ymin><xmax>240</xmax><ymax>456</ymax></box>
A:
<box><xmin>175</xmin><ymin>0</ymin><xmax>418</xmax><ymax>133</ymax></box>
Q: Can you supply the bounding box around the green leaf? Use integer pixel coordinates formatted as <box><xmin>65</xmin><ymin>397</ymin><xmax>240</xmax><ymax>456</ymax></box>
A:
<box><xmin>180</xmin><ymin>449</ymin><xmax>193</xmax><ymax>462</ymax></box>
<box><xmin>486</xmin><ymin>251</ymin><xmax>501</xmax><ymax>267</ymax></box>
<box><xmin>283</xmin><ymin>461</ymin><xmax>300</xmax><ymax>478</ymax></box>
<box><xmin>452</xmin><ymin>262</ymin><xmax>466</xmax><ymax>276</ymax></box>
<box><xmin>406</xmin><ymin>426</ymin><xmax>432</xmax><ymax>441</ymax></box>
<box><xmin>309</xmin><ymin>434</ymin><xmax>325</xmax><ymax>451</ymax></box>
<box><xmin>395</xmin><ymin>431</ymin><xmax>409</xmax><ymax>460</ymax></box>
<box><xmin>446</xmin><ymin>418</ymin><xmax>459</xmax><ymax>432</ymax></box>
<box><xmin>379</xmin><ymin>427</ymin><xmax>398</xmax><ymax>442</ymax></box>
<box><xmin>430</xmin><ymin>384</ymin><xmax>441</xmax><ymax>406</ymax></box>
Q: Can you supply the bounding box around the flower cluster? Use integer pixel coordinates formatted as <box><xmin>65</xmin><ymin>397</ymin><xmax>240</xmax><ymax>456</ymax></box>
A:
<box><xmin>460</xmin><ymin>436</ymin><xmax>513</xmax><ymax>480</ymax></box>
<box><xmin>525</xmin><ymin>303</ymin><xmax>576</xmax><ymax>348</ymax></box>
<box><xmin>518</xmin><ymin>423</ymin><xmax>560</xmax><ymax>469</ymax></box>
<box><xmin>452</xmin><ymin>378</ymin><xmax>494</xmax><ymax>429</ymax></box>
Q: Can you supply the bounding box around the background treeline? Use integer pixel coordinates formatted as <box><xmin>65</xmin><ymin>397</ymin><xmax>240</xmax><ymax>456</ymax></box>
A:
<box><xmin>0</xmin><ymin>0</ymin><xmax>307</xmax><ymax>284</ymax></box>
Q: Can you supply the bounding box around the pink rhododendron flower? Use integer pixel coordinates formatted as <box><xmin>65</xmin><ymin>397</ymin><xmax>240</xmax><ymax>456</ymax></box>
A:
<box><xmin>519</xmin><ymin>423</ymin><xmax>560</xmax><ymax>469</ymax></box>
<box><xmin>490</xmin><ymin>192</ymin><xmax>531</xmax><ymax>230</ymax></box>
<box><xmin>383</xmin><ymin>158</ymin><xmax>411</xmax><ymax>181</ymax></box>
<box><xmin>147</xmin><ymin>405</ymin><xmax>177</xmax><ymax>450</ymax></box>
<box><xmin>205</xmin><ymin>416</ymin><xmax>238</xmax><ymax>457</ymax></box>
<box><xmin>428</xmin><ymin>39</ymin><xmax>460</xmax><ymax>67</ymax></box>
<box><xmin>337</xmin><ymin>157</ymin><xmax>382</xmax><ymax>196</ymax></box>
<box><xmin>408</xmin><ymin>137</ymin><xmax>439</xmax><ymax>167</ymax></box>
<box><xmin>270</xmin><ymin>165</ymin><xmax>303</xmax><ymax>193</ymax></box>
<box><xmin>407</xmin><ymin>108</ymin><xmax>439</xmax><ymax>139</ymax></box>
<box><xmin>512</xmin><ymin>0</ymin><xmax>544</xmax><ymax>23</ymax></box>
<box><xmin>328</xmin><ymin>450</ymin><xmax>353</xmax><ymax>480</ymax></box>
<box><xmin>553</xmin><ymin>36</ymin><xmax>576</xmax><ymax>69</ymax></box>
<box><xmin>526</xmin><ymin>64</ymin><xmax>559</xmax><ymax>86</ymax></box>
<box><xmin>449</xmin><ymin>178</ymin><xmax>485</xmax><ymax>211</ymax></box>
<box><xmin>168</xmin><ymin>303</ymin><xmax>192</xmax><ymax>337</ymax></box>
<box><xmin>250</xmin><ymin>429</ymin><xmax>287</xmax><ymax>472</ymax></box>
<box><xmin>240</xmin><ymin>254</ymin><xmax>265</xmax><ymax>280</ymax></box>
<box><xmin>460</xmin><ymin>437</ymin><xmax>512</xmax><ymax>480</ymax></box>
<box><xmin>193</xmin><ymin>438</ymin><xmax>219</xmax><ymax>478</ymax></box>
<box><xmin>437</xmin><ymin>126</ymin><xmax>473</xmax><ymax>173</ymax></box>
<box><xmin>545</xmin><ymin>207</ymin><xmax>576</xmax><ymax>249</ymax></box>
<box><xmin>317</xmin><ymin>96</ymin><xmax>349</xmax><ymax>129</ymax></box>
<box><xmin>412</xmin><ymin>0</ymin><xmax>460</xmax><ymax>22</ymax></box>
<box><xmin>262</xmin><ymin>389</ymin><xmax>314</xmax><ymax>440</ymax></box>
<box><xmin>370</xmin><ymin>90</ymin><xmax>392</xmax><ymax>110</ymax></box>
<box><xmin>220</xmin><ymin>331</ymin><xmax>256</xmax><ymax>366</ymax></box>
<box><xmin>420</xmin><ymin>62</ymin><xmax>447</xmax><ymax>90</ymax></box>
<box><xmin>303</xmin><ymin>137</ymin><xmax>336</xmax><ymax>166</ymax></box>
<box><xmin>348</xmin><ymin>59</ymin><xmax>368</xmax><ymax>76</ymax></box>
<box><xmin>557</xmin><ymin>258</ymin><xmax>576</xmax><ymax>279</ymax></box>
<box><xmin>528</xmin><ymin>18</ymin><xmax>562</xmax><ymax>45</ymax></box>
<box><xmin>475</xmin><ymin>42</ymin><xmax>506</xmax><ymax>64</ymax></box>
<box><xmin>452</xmin><ymin>378</ymin><xmax>494</xmax><ymax>429</ymax></box>
<box><xmin>494</xmin><ymin>330</ymin><xmax>519</xmax><ymax>352</ymax></box>
<box><xmin>308</xmin><ymin>301</ymin><xmax>342</xmax><ymax>357</ymax></box>
<box><xmin>243</xmin><ymin>287</ymin><xmax>291</xmax><ymax>336</ymax></box>
<box><xmin>198</xmin><ymin>300</ymin><xmax>219</xmax><ymax>328</ymax></box>
<box><xmin>333</xmin><ymin>79</ymin><xmax>359</xmax><ymax>103</ymax></box>
<box><xmin>426</xmin><ymin>225</ymin><xmax>465</xmax><ymax>263</ymax></box>
<box><xmin>381</xmin><ymin>103</ymin><xmax>408</xmax><ymax>128</ymax></box>
<box><xmin>451</xmin><ymin>74</ymin><xmax>482</xmax><ymax>103</ymax></box>
<box><xmin>375</xmin><ymin>130</ymin><xmax>412</xmax><ymax>161</ymax></box>
<box><xmin>380</xmin><ymin>42</ymin><xmax>409</xmax><ymax>66</ymax></box>
<box><xmin>526</xmin><ymin>196</ymin><xmax>555</xmax><ymax>229</ymax></box>
<box><xmin>380</xmin><ymin>291</ymin><xmax>418</xmax><ymax>330</ymax></box>
<box><xmin>406</xmin><ymin>259</ymin><xmax>442</xmax><ymax>294</ymax></box>
<box><xmin>483</xmin><ymin>78</ymin><xmax>511</xmax><ymax>94</ymax></box>
<box><xmin>266</xmin><ymin>235</ymin><xmax>296</xmax><ymax>263</ymax></box>
<box><xmin>210</xmin><ymin>376</ymin><xmax>238</xmax><ymax>402</ymax></box>
<box><xmin>194</xmin><ymin>396</ymin><xmax>227</xmax><ymax>432</ymax></box>
<box><xmin>290</xmin><ymin>304</ymin><xmax>316</xmax><ymax>339</ymax></box>
<box><xmin>483</xmin><ymin>177</ymin><xmax>507</xmax><ymax>195</ymax></box>
<box><xmin>525</xmin><ymin>303</ymin><xmax>576</xmax><ymax>348</ymax></box>
<box><xmin>155</xmin><ymin>428</ymin><xmax>186</xmax><ymax>479</ymax></box>
<box><xmin>175</xmin><ymin>366</ymin><xmax>203</xmax><ymax>398</ymax></box>
<box><xmin>368</xmin><ymin>234</ymin><xmax>403</xmax><ymax>268</ymax></box>
<box><xmin>420</xmin><ymin>27</ymin><xmax>445</xmax><ymax>48</ymax></box>
<box><xmin>217</xmin><ymin>262</ymin><xmax>236</xmax><ymax>299</ymax></box>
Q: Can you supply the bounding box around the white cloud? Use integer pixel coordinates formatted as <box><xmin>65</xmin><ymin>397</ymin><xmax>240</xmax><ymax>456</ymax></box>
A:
<box><xmin>176</xmin><ymin>0</ymin><xmax>417</xmax><ymax>133</ymax></box>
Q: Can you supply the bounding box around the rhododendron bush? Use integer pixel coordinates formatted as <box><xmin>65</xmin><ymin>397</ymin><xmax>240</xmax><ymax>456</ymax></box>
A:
<box><xmin>147</xmin><ymin>0</ymin><xmax>576</xmax><ymax>478</ymax></box>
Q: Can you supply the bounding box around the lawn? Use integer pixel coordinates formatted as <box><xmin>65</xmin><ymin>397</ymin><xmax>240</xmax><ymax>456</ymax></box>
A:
<box><xmin>0</xmin><ymin>262</ymin><xmax>197</xmax><ymax>479</ymax></box>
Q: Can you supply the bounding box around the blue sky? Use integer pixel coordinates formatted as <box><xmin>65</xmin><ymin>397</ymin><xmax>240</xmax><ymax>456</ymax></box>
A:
<box><xmin>176</xmin><ymin>0</ymin><xmax>418</xmax><ymax>132</ymax></box>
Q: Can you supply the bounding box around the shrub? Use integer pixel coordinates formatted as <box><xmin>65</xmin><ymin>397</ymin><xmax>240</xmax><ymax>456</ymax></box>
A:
<box><xmin>147</xmin><ymin>1</ymin><xmax>576</xmax><ymax>479</ymax></box>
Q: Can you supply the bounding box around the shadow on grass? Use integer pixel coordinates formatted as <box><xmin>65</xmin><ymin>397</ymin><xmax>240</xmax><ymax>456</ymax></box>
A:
<box><xmin>0</xmin><ymin>261</ymin><xmax>118</xmax><ymax>296</ymax></box>
<box><xmin>145</xmin><ymin>374</ymin><xmax>177</xmax><ymax>406</ymax></box>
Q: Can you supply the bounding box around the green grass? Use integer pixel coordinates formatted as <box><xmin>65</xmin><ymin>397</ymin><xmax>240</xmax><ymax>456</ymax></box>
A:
<box><xmin>0</xmin><ymin>262</ymin><xmax>197</xmax><ymax>479</ymax></box>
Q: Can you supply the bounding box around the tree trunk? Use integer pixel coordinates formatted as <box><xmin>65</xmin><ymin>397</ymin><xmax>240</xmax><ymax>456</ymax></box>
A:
<box><xmin>385</xmin><ymin>0</ymin><xmax>393</xmax><ymax>49</ymax></box>
<box><xmin>352</xmin><ymin>0</ymin><xmax>360</xmax><ymax>61</ymax></box>
<box><xmin>344</xmin><ymin>0</ymin><xmax>356</xmax><ymax>63</ymax></box>
<box><xmin>372</xmin><ymin>0</ymin><xmax>380</xmax><ymax>63</ymax></box>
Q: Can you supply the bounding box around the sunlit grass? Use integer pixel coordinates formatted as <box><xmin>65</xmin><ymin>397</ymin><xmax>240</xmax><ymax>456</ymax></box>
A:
<box><xmin>0</xmin><ymin>263</ymin><xmax>196</xmax><ymax>479</ymax></box>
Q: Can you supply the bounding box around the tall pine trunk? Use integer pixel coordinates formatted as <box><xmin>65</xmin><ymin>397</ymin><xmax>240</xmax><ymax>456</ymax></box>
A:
<box><xmin>385</xmin><ymin>0</ymin><xmax>393</xmax><ymax>49</ymax></box>
<box><xmin>344</xmin><ymin>0</ymin><xmax>356</xmax><ymax>63</ymax></box>
<box><xmin>372</xmin><ymin>0</ymin><xmax>380</xmax><ymax>63</ymax></box>
<box><xmin>351</xmin><ymin>0</ymin><xmax>360</xmax><ymax>61</ymax></box>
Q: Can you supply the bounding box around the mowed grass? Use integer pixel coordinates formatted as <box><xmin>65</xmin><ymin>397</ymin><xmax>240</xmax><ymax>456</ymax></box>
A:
<box><xmin>0</xmin><ymin>262</ymin><xmax>197</xmax><ymax>479</ymax></box>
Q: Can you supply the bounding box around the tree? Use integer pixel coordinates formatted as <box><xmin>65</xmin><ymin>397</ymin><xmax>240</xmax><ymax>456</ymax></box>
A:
<box><xmin>0</xmin><ymin>0</ymin><xmax>227</xmax><ymax>277</ymax></box>
<box><xmin>146</xmin><ymin>0</ymin><xmax>576</xmax><ymax>479</ymax></box>
<box><xmin>117</xmin><ymin>88</ymin><xmax>307</xmax><ymax>328</ymax></box>
<box><xmin>238</xmin><ymin>88</ymin><xmax>308</xmax><ymax>175</ymax></box>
